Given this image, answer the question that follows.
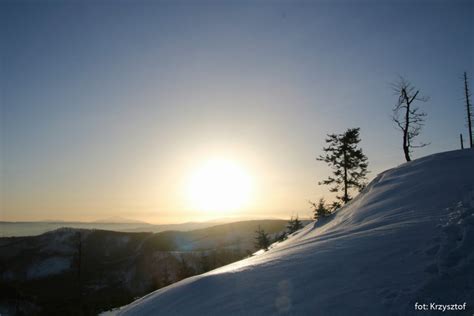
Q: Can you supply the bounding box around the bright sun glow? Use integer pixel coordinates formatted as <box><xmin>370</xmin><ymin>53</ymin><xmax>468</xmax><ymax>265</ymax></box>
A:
<box><xmin>186</xmin><ymin>158</ymin><xmax>253</xmax><ymax>214</ymax></box>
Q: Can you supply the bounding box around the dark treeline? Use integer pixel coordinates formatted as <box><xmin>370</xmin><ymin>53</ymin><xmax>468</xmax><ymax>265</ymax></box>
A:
<box><xmin>0</xmin><ymin>220</ymin><xmax>288</xmax><ymax>315</ymax></box>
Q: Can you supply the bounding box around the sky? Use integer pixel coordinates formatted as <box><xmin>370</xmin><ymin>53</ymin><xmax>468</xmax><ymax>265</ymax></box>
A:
<box><xmin>1</xmin><ymin>0</ymin><xmax>473</xmax><ymax>223</ymax></box>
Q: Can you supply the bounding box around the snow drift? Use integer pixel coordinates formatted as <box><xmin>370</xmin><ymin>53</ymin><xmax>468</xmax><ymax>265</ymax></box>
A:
<box><xmin>106</xmin><ymin>149</ymin><xmax>474</xmax><ymax>315</ymax></box>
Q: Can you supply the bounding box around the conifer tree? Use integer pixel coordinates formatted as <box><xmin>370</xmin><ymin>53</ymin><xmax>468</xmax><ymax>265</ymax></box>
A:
<box><xmin>177</xmin><ymin>257</ymin><xmax>195</xmax><ymax>280</ymax></box>
<box><xmin>161</xmin><ymin>264</ymin><xmax>172</xmax><ymax>287</ymax></box>
<box><xmin>273</xmin><ymin>231</ymin><xmax>287</xmax><ymax>243</ymax></box>
<box><xmin>199</xmin><ymin>253</ymin><xmax>211</xmax><ymax>273</ymax></box>
<box><xmin>287</xmin><ymin>216</ymin><xmax>303</xmax><ymax>234</ymax></box>
<box><xmin>254</xmin><ymin>226</ymin><xmax>271</xmax><ymax>251</ymax></box>
<box><xmin>317</xmin><ymin>128</ymin><xmax>368</xmax><ymax>205</ymax></box>
<box><xmin>310</xmin><ymin>198</ymin><xmax>331</xmax><ymax>219</ymax></box>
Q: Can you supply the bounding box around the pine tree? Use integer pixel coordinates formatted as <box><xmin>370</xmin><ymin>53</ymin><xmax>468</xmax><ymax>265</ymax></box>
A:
<box><xmin>161</xmin><ymin>264</ymin><xmax>172</xmax><ymax>287</ymax></box>
<box><xmin>75</xmin><ymin>231</ymin><xmax>83</xmax><ymax>311</ymax></box>
<box><xmin>329</xmin><ymin>201</ymin><xmax>341</xmax><ymax>211</ymax></box>
<box><xmin>317</xmin><ymin>128</ymin><xmax>368</xmax><ymax>205</ymax></box>
<box><xmin>176</xmin><ymin>257</ymin><xmax>195</xmax><ymax>280</ymax></box>
<box><xmin>287</xmin><ymin>216</ymin><xmax>303</xmax><ymax>234</ymax></box>
<box><xmin>273</xmin><ymin>231</ymin><xmax>287</xmax><ymax>243</ymax></box>
<box><xmin>254</xmin><ymin>226</ymin><xmax>271</xmax><ymax>251</ymax></box>
<box><xmin>199</xmin><ymin>253</ymin><xmax>212</xmax><ymax>273</ymax></box>
<box><xmin>310</xmin><ymin>198</ymin><xmax>331</xmax><ymax>219</ymax></box>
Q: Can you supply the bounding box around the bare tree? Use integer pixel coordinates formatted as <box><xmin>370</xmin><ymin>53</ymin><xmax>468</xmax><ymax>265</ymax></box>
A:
<box><xmin>463</xmin><ymin>72</ymin><xmax>473</xmax><ymax>148</ymax></box>
<box><xmin>391</xmin><ymin>77</ymin><xmax>429</xmax><ymax>162</ymax></box>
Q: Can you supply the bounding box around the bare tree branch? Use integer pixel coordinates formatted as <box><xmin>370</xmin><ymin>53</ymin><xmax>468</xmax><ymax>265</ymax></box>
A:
<box><xmin>391</xmin><ymin>77</ymin><xmax>429</xmax><ymax>161</ymax></box>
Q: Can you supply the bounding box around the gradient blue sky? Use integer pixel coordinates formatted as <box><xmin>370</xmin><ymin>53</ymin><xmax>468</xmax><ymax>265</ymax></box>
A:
<box><xmin>1</xmin><ymin>0</ymin><xmax>473</xmax><ymax>223</ymax></box>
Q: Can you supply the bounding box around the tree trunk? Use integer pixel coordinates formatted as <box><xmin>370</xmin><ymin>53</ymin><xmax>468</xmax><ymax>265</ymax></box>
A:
<box><xmin>343</xmin><ymin>149</ymin><xmax>348</xmax><ymax>203</ymax></box>
<box><xmin>402</xmin><ymin>88</ymin><xmax>411</xmax><ymax>162</ymax></box>
<box><xmin>403</xmin><ymin>141</ymin><xmax>411</xmax><ymax>162</ymax></box>
<box><xmin>464</xmin><ymin>72</ymin><xmax>473</xmax><ymax>148</ymax></box>
<box><xmin>77</xmin><ymin>232</ymin><xmax>83</xmax><ymax>312</ymax></box>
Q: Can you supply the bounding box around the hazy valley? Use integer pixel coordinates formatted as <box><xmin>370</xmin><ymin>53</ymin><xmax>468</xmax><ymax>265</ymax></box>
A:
<box><xmin>0</xmin><ymin>219</ymin><xmax>299</xmax><ymax>315</ymax></box>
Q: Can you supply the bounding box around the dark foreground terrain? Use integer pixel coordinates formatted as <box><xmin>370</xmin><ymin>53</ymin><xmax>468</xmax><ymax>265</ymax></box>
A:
<box><xmin>0</xmin><ymin>220</ymin><xmax>294</xmax><ymax>315</ymax></box>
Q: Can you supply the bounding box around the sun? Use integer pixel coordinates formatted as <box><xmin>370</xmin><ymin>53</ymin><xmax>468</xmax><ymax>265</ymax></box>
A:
<box><xmin>186</xmin><ymin>158</ymin><xmax>253</xmax><ymax>214</ymax></box>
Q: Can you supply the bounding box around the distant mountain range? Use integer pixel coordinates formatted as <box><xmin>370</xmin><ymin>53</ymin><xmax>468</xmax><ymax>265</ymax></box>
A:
<box><xmin>0</xmin><ymin>219</ymin><xmax>302</xmax><ymax>315</ymax></box>
<box><xmin>0</xmin><ymin>221</ymin><xmax>216</xmax><ymax>237</ymax></box>
<box><xmin>1</xmin><ymin>216</ymin><xmax>309</xmax><ymax>237</ymax></box>
<box><xmin>92</xmin><ymin>216</ymin><xmax>151</xmax><ymax>224</ymax></box>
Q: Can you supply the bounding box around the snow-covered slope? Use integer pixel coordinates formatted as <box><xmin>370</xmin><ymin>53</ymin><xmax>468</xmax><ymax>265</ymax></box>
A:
<box><xmin>107</xmin><ymin>149</ymin><xmax>474</xmax><ymax>315</ymax></box>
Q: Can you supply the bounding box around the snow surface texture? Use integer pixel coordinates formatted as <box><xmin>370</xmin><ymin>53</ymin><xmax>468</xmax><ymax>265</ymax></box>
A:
<box><xmin>105</xmin><ymin>149</ymin><xmax>474</xmax><ymax>316</ymax></box>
